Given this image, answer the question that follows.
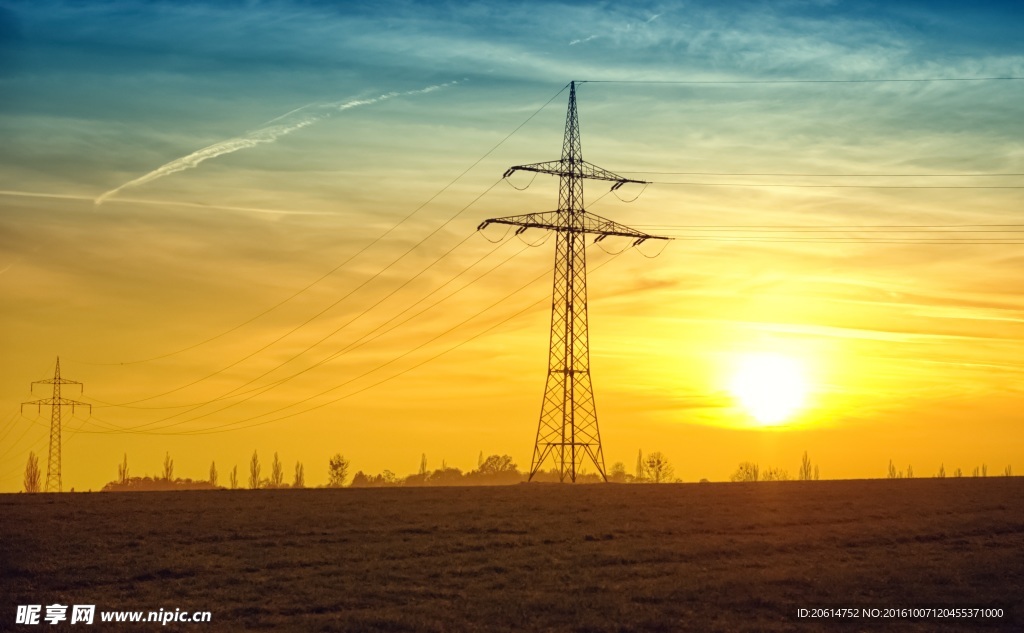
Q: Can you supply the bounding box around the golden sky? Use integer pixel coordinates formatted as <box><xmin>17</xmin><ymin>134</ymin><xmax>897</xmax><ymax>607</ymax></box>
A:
<box><xmin>1</xmin><ymin>1</ymin><xmax>1022</xmax><ymax>490</ymax></box>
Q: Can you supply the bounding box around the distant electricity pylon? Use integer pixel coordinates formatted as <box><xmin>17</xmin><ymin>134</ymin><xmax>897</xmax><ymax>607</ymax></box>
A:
<box><xmin>21</xmin><ymin>357</ymin><xmax>91</xmax><ymax>492</ymax></box>
<box><xmin>479</xmin><ymin>81</ymin><xmax>668</xmax><ymax>482</ymax></box>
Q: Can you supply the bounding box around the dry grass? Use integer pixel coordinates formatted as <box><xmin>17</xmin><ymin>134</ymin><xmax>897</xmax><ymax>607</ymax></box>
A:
<box><xmin>1</xmin><ymin>479</ymin><xmax>1022</xmax><ymax>631</ymax></box>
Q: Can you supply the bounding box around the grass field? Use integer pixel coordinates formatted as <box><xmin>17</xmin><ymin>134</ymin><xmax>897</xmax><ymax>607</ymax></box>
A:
<box><xmin>1</xmin><ymin>479</ymin><xmax>1022</xmax><ymax>631</ymax></box>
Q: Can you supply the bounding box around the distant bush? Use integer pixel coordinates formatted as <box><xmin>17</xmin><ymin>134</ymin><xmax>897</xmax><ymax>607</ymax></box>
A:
<box><xmin>425</xmin><ymin>466</ymin><xmax>465</xmax><ymax>486</ymax></box>
<box><xmin>349</xmin><ymin>470</ymin><xmax>399</xmax><ymax>487</ymax></box>
<box><xmin>102</xmin><ymin>476</ymin><xmax>217</xmax><ymax>492</ymax></box>
<box><xmin>607</xmin><ymin>462</ymin><xmax>628</xmax><ymax>483</ymax></box>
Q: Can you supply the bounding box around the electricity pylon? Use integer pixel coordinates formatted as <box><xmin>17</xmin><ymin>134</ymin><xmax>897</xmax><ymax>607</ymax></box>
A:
<box><xmin>22</xmin><ymin>357</ymin><xmax>91</xmax><ymax>492</ymax></box>
<box><xmin>479</xmin><ymin>81</ymin><xmax>668</xmax><ymax>482</ymax></box>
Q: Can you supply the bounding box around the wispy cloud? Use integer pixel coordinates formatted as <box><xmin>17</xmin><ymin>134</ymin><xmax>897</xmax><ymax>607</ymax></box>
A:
<box><xmin>0</xmin><ymin>189</ymin><xmax>329</xmax><ymax>216</ymax></box>
<box><xmin>95</xmin><ymin>81</ymin><xmax>460</xmax><ymax>205</ymax></box>
<box><xmin>569</xmin><ymin>34</ymin><xmax>597</xmax><ymax>46</ymax></box>
<box><xmin>0</xmin><ymin>258</ymin><xmax>20</xmax><ymax>276</ymax></box>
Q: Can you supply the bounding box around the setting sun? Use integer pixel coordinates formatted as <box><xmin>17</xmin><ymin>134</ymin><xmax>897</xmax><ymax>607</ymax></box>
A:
<box><xmin>729</xmin><ymin>353</ymin><xmax>808</xmax><ymax>426</ymax></box>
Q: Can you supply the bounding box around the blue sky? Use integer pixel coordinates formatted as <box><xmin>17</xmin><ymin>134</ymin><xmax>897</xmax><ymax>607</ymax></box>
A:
<box><xmin>0</xmin><ymin>0</ymin><xmax>1022</xmax><ymax>489</ymax></box>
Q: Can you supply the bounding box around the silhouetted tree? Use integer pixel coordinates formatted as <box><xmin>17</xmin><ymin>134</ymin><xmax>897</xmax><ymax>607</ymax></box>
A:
<box><xmin>24</xmin><ymin>452</ymin><xmax>41</xmax><ymax>493</ymax></box>
<box><xmin>328</xmin><ymin>453</ymin><xmax>350</xmax><ymax>488</ymax></box>
<box><xmin>419</xmin><ymin>453</ymin><xmax>428</xmax><ymax>477</ymax></box>
<box><xmin>762</xmin><ymin>466</ymin><xmax>789</xmax><ymax>481</ymax></box>
<box><xmin>981</xmin><ymin>464</ymin><xmax>988</xmax><ymax>477</ymax></box>
<box><xmin>162</xmin><ymin>452</ymin><xmax>174</xmax><ymax>481</ymax></box>
<box><xmin>608</xmin><ymin>461</ymin><xmax>627</xmax><ymax>483</ymax></box>
<box><xmin>1005</xmin><ymin>465</ymin><xmax>1013</xmax><ymax>477</ymax></box>
<box><xmin>426</xmin><ymin>466</ymin><xmax>464</xmax><ymax>486</ymax></box>
<box><xmin>887</xmin><ymin>459</ymin><xmax>897</xmax><ymax>479</ymax></box>
<box><xmin>249</xmin><ymin>451</ymin><xmax>261</xmax><ymax>489</ymax></box>
<box><xmin>118</xmin><ymin>453</ymin><xmax>129</xmax><ymax>485</ymax></box>
<box><xmin>270</xmin><ymin>452</ymin><xmax>284</xmax><ymax>488</ymax></box>
<box><xmin>635</xmin><ymin>449</ymin><xmax>646</xmax><ymax>481</ymax></box>
<box><xmin>477</xmin><ymin>454</ymin><xmax>518</xmax><ymax>475</ymax></box>
<box><xmin>953</xmin><ymin>467</ymin><xmax>963</xmax><ymax>478</ymax></box>
<box><xmin>813</xmin><ymin>464</ymin><xmax>820</xmax><ymax>480</ymax></box>
<box><xmin>209</xmin><ymin>461</ymin><xmax>218</xmax><ymax>487</ymax></box>
<box><xmin>349</xmin><ymin>469</ymin><xmax>399</xmax><ymax>487</ymax></box>
<box><xmin>937</xmin><ymin>463</ymin><xmax>946</xmax><ymax>478</ymax></box>
<box><xmin>468</xmin><ymin>454</ymin><xmax>521</xmax><ymax>484</ymax></box>
<box><xmin>799</xmin><ymin>451</ymin><xmax>813</xmax><ymax>481</ymax></box>
<box><xmin>229</xmin><ymin>465</ymin><xmax>238</xmax><ymax>489</ymax></box>
<box><xmin>730</xmin><ymin>462</ymin><xmax>760</xmax><ymax>482</ymax></box>
<box><xmin>644</xmin><ymin>452</ymin><xmax>674</xmax><ymax>483</ymax></box>
<box><xmin>293</xmin><ymin>461</ymin><xmax>305</xmax><ymax>488</ymax></box>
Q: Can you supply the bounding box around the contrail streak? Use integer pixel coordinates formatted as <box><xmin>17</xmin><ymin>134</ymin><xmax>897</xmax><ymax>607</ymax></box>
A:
<box><xmin>95</xmin><ymin>81</ymin><xmax>460</xmax><ymax>205</ymax></box>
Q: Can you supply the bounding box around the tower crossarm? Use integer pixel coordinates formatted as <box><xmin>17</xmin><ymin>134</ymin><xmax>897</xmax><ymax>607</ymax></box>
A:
<box><xmin>479</xmin><ymin>210</ymin><xmax>669</xmax><ymax>243</ymax></box>
<box><xmin>30</xmin><ymin>377</ymin><xmax>82</xmax><ymax>392</ymax></box>
<box><xmin>21</xmin><ymin>397</ymin><xmax>92</xmax><ymax>415</ymax></box>
<box><xmin>504</xmin><ymin>160</ymin><xmax>648</xmax><ymax>190</ymax></box>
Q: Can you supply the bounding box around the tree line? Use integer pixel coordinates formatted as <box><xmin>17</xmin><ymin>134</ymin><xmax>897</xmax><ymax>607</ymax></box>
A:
<box><xmin>21</xmin><ymin>449</ymin><xmax>685</xmax><ymax>492</ymax></box>
<box><xmin>19</xmin><ymin>447</ymin><xmax>1017</xmax><ymax>492</ymax></box>
<box><xmin>727</xmin><ymin>451</ymin><xmax>820</xmax><ymax>482</ymax></box>
<box><xmin>887</xmin><ymin>459</ymin><xmax>1011</xmax><ymax>479</ymax></box>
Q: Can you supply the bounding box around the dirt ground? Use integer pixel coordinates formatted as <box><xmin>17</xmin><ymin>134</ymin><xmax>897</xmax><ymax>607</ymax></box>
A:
<box><xmin>1</xmin><ymin>478</ymin><xmax>1021</xmax><ymax>632</ymax></box>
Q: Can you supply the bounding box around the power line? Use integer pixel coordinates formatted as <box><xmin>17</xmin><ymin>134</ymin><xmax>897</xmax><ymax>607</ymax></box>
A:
<box><xmin>81</xmin><ymin>233</ymin><xmax>544</xmax><ymax>434</ymax></box>
<box><xmin>95</xmin><ymin>231</ymin><xmax>523</xmax><ymax>432</ymax></box>
<box><xmin>657</xmin><ymin>236</ymin><xmax>1024</xmax><ymax>245</ymax></box>
<box><xmin>80</xmin><ymin>83</ymin><xmax>571</xmax><ymax>367</ymax></box>
<box><xmin>649</xmin><ymin>181</ymin><xmax>1024</xmax><ymax>189</ymax></box>
<box><xmin>580</xmin><ymin>77</ymin><xmax>1024</xmax><ymax>84</ymax></box>
<box><xmin>631</xmin><ymin>224</ymin><xmax>1024</xmax><ymax>230</ymax></box>
<box><xmin>0</xmin><ymin>422</ymin><xmax>51</xmax><ymax>486</ymax></box>
<box><xmin>102</xmin><ymin>178</ymin><xmax>505</xmax><ymax>408</ymax></box>
<box><xmin>628</xmin><ymin>223</ymin><xmax>1024</xmax><ymax>244</ymax></box>
<box><xmin>0</xmin><ymin>413</ymin><xmax>48</xmax><ymax>467</ymax></box>
<box><xmin>89</xmin><ymin>231</ymin><xmax>516</xmax><ymax>414</ymax></box>
<box><xmin>84</xmin><ymin>245</ymin><xmax>628</xmax><ymax>437</ymax></box>
<box><xmin>84</xmin><ymin>261</ymin><xmax>553</xmax><ymax>435</ymax></box>
<box><xmin>621</xmin><ymin>171</ymin><xmax>1024</xmax><ymax>177</ymax></box>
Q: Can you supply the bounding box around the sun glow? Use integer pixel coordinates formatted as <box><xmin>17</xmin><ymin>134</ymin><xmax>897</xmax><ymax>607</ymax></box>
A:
<box><xmin>729</xmin><ymin>353</ymin><xmax>808</xmax><ymax>426</ymax></box>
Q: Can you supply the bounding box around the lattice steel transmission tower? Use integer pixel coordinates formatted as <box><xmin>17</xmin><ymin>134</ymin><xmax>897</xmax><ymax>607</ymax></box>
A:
<box><xmin>479</xmin><ymin>81</ymin><xmax>668</xmax><ymax>482</ymax></box>
<box><xmin>22</xmin><ymin>357</ymin><xmax>91</xmax><ymax>492</ymax></box>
